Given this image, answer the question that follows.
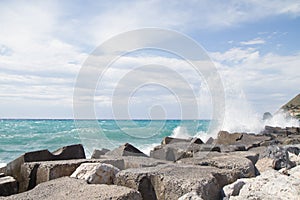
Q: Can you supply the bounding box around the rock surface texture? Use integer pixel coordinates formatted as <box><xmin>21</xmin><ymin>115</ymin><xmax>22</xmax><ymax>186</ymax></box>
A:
<box><xmin>0</xmin><ymin>177</ymin><xmax>142</xmax><ymax>200</ymax></box>
<box><xmin>71</xmin><ymin>163</ymin><xmax>120</xmax><ymax>184</ymax></box>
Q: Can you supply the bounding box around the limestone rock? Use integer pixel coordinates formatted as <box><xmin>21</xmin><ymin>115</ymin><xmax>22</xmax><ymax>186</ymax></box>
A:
<box><xmin>0</xmin><ymin>176</ymin><xmax>18</xmax><ymax>196</ymax></box>
<box><xmin>223</xmin><ymin>170</ymin><xmax>300</xmax><ymax>200</ymax></box>
<box><xmin>0</xmin><ymin>177</ymin><xmax>142</xmax><ymax>200</ymax></box>
<box><xmin>255</xmin><ymin>157</ymin><xmax>273</xmax><ymax>173</ymax></box>
<box><xmin>178</xmin><ymin>191</ymin><xmax>204</xmax><ymax>200</ymax></box>
<box><xmin>264</xmin><ymin>145</ymin><xmax>296</xmax><ymax>170</ymax></box>
<box><xmin>71</xmin><ymin>163</ymin><xmax>120</xmax><ymax>184</ymax></box>
<box><xmin>105</xmin><ymin>143</ymin><xmax>148</xmax><ymax>157</ymax></box>
<box><xmin>91</xmin><ymin>148</ymin><xmax>110</xmax><ymax>159</ymax></box>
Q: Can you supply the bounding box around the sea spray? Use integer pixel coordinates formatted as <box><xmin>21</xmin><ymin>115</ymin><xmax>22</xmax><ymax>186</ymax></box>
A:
<box><xmin>170</xmin><ymin>126</ymin><xmax>191</xmax><ymax>139</ymax></box>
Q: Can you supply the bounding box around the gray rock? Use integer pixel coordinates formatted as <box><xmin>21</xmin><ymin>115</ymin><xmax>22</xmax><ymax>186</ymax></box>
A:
<box><xmin>150</xmin><ymin>143</ymin><xmax>220</xmax><ymax>161</ymax></box>
<box><xmin>4</xmin><ymin>144</ymin><xmax>85</xmax><ymax>187</ymax></box>
<box><xmin>0</xmin><ymin>173</ymin><xmax>5</xmax><ymax>178</ymax></box>
<box><xmin>19</xmin><ymin>158</ymin><xmax>124</xmax><ymax>192</ymax></box>
<box><xmin>161</xmin><ymin>137</ymin><xmax>203</xmax><ymax>145</ymax></box>
<box><xmin>223</xmin><ymin>170</ymin><xmax>300</xmax><ymax>200</ymax></box>
<box><xmin>0</xmin><ymin>177</ymin><xmax>142</xmax><ymax>200</ymax></box>
<box><xmin>115</xmin><ymin>161</ymin><xmax>255</xmax><ymax>200</ymax></box>
<box><xmin>179</xmin><ymin>191</ymin><xmax>204</xmax><ymax>200</ymax></box>
<box><xmin>222</xmin><ymin>179</ymin><xmax>247</xmax><ymax>198</ymax></box>
<box><xmin>71</xmin><ymin>163</ymin><xmax>120</xmax><ymax>184</ymax></box>
<box><xmin>0</xmin><ymin>176</ymin><xmax>18</xmax><ymax>196</ymax></box>
<box><xmin>215</xmin><ymin>131</ymin><xmax>272</xmax><ymax>150</ymax></box>
<box><xmin>105</xmin><ymin>143</ymin><xmax>148</xmax><ymax>157</ymax></box>
<box><xmin>264</xmin><ymin>145</ymin><xmax>296</xmax><ymax>170</ymax></box>
<box><xmin>91</xmin><ymin>148</ymin><xmax>110</xmax><ymax>159</ymax></box>
<box><xmin>219</xmin><ymin>145</ymin><xmax>246</xmax><ymax>153</ymax></box>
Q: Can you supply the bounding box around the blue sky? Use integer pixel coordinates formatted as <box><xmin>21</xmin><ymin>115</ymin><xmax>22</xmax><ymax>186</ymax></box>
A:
<box><xmin>0</xmin><ymin>0</ymin><xmax>299</xmax><ymax>119</ymax></box>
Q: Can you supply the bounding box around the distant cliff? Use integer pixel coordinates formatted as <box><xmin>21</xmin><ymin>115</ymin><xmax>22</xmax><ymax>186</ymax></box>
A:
<box><xmin>281</xmin><ymin>94</ymin><xmax>300</xmax><ymax>119</ymax></box>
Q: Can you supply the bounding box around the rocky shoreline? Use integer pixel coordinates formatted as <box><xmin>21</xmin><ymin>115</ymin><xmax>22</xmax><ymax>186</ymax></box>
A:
<box><xmin>0</xmin><ymin>126</ymin><xmax>300</xmax><ymax>199</ymax></box>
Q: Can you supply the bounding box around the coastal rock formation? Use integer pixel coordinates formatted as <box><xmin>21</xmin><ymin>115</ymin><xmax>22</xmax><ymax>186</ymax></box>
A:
<box><xmin>91</xmin><ymin>148</ymin><xmax>110</xmax><ymax>159</ymax></box>
<box><xmin>71</xmin><ymin>163</ymin><xmax>120</xmax><ymax>184</ymax></box>
<box><xmin>0</xmin><ymin>176</ymin><xmax>18</xmax><ymax>196</ymax></box>
<box><xmin>215</xmin><ymin>131</ymin><xmax>272</xmax><ymax>150</ymax></box>
<box><xmin>115</xmin><ymin>160</ymin><xmax>256</xmax><ymax>200</ymax></box>
<box><xmin>281</xmin><ymin>93</ymin><xmax>300</xmax><ymax>119</ymax></box>
<box><xmin>4</xmin><ymin>144</ymin><xmax>85</xmax><ymax>188</ymax></box>
<box><xmin>105</xmin><ymin>143</ymin><xmax>148</xmax><ymax>157</ymax></box>
<box><xmin>0</xmin><ymin>177</ymin><xmax>142</xmax><ymax>200</ymax></box>
<box><xmin>222</xmin><ymin>169</ymin><xmax>300</xmax><ymax>200</ymax></box>
<box><xmin>19</xmin><ymin>158</ymin><xmax>124</xmax><ymax>192</ymax></box>
<box><xmin>150</xmin><ymin>142</ymin><xmax>220</xmax><ymax>161</ymax></box>
<box><xmin>161</xmin><ymin>136</ymin><xmax>203</xmax><ymax>145</ymax></box>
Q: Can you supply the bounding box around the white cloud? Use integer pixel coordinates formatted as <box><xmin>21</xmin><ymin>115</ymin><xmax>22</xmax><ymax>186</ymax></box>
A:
<box><xmin>240</xmin><ymin>38</ymin><xmax>266</xmax><ymax>45</ymax></box>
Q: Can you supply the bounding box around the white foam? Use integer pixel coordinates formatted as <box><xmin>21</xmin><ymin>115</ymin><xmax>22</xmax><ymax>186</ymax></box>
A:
<box><xmin>0</xmin><ymin>163</ymin><xmax>6</xmax><ymax>168</ymax></box>
<box><xmin>170</xmin><ymin>126</ymin><xmax>191</xmax><ymax>139</ymax></box>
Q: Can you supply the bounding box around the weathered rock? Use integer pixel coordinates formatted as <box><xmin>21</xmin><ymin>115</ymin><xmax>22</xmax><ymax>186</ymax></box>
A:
<box><xmin>161</xmin><ymin>137</ymin><xmax>203</xmax><ymax>145</ymax></box>
<box><xmin>19</xmin><ymin>158</ymin><xmax>124</xmax><ymax>192</ymax></box>
<box><xmin>71</xmin><ymin>163</ymin><xmax>120</xmax><ymax>184</ymax></box>
<box><xmin>219</xmin><ymin>145</ymin><xmax>246</xmax><ymax>153</ymax></box>
<box><xmin>150</xmin><ymin>143</ymin><xmax>220</xmax><ymax>161</ymax></box>
<box><xmin>178</xmin><ymin>191</ymin><xmax>204</xmax><ymax>200</ymax></box>
<box><xmin>215</xmin><ymin>131</ymin><xmax>272</xmax><ymax>150</ymax></box>
<box><xmin>264</xmin><ymin>145</ymin><xmax>296</xmax><ymax>170</ymax></box>
<box><xmin>178</xmin><ymin>154</ymin><xmax>256</xmax><ymax>179</ymax></box>
<box><xmin>0</xmin><ymin>177</ymin><xmax>142</xmax><ymax>200</ymax></box>
<box><xmin>0</xmin><ymin>173</ymin><xmax>5</xmax><ymax>178</ymax></box>
<box><xmin>223</xmin><ymin>170</ymin><xmax>300</xmax><ymax>200</ymax></box>
<box><xmin>4</xmin><ymin>144</ymin><xmax>85</xmax><ymax>186</ymax></box>
<box><xmin>289</xmin><ymin>165</ymin><xmax>300</xmax><ymax>179</ymax></box>
<box><xmin>222</xmin><ymin>179</ymin><xmax>247</xmax><ymax>199</ymax></box>
<box><xmin>206</xmin><ymin>137</ymin><xmax>214</xmax><ymax>144</ymax></box>
<box><xmin>91</xmin><ymin>148</ymin><xmax>110</xmax><ymax>159</ymax></box>
<box><xmin>105</xmin><ymin>143</ymin><xmax>148</xmax><ymax>157</ymax></box>
<box><xmin>255</xmin><ymin>157</ymin><xmax>273</xmax><ymax>173</ymax></box>
<box><xmin>115</xmin><ymin>162</ymin><xmax>255</xmax><ymax>200</ymax></box>
<box><xmin>0</xmin><ymin>176</ymin><xmax>18</xmax><ymax>196</ymax></box>
<box><xmin>289</xmin><ymin>152</ymin><xmax>300</xmax><ymax>165</ymax></box>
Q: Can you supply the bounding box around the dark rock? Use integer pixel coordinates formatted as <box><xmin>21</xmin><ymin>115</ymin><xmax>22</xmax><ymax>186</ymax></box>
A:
<box><xmin>206</xmin><ymin>137</ymin><xmax>214</xmax><ymax>144</ymax></box>
<box><xmin>161</xmin><ymin>137</ymin><xmax>203</xmax><ymax>145</ymax></box>
<box><xmin>0</xmin><ymin>177</ymin><xmax>142</xmax><ymax>200</ymax></box>
<box><xmin>105</xmin><ymin>143</ymin><xmax>148</xmax><ymax>157</ymax></box>
<box><xmin>263</xmin><ymin>112</ymin><xmax>273</xmax><ymax>120</ymax></box>
<box><xmin>0</xmin><ymin>176</ymin><xmax>18</xmax><ymax>196</ymax></box>
<box><xmin>0</xmin><ymin>173</ymin><xmax>5</xmax><ymax>178</ymax></box>
<box><xmin>91</xmin><ymin>148</ymin><xmax>110</xmax><ymax>159</ymax></box>
<box><xmin>264</xmin><ymin>146</ymin><xmax>296</xmax><ymax>170</ymax></box>
<box><xmin>286</xmin><ymin>146</ymin><xmax>300</xmax><ymax>155</ymax></box>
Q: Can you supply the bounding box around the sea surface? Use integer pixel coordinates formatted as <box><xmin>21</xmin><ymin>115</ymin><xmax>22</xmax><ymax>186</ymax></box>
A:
<box><xmin>0</xmin><ymin>119</ymin><xmax>210</xmax><ymax>166</ymax></box>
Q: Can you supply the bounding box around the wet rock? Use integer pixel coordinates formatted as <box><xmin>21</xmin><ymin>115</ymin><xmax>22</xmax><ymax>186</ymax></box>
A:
<box><xmin>0</xmin><ymin>177</ymin><xmax>142</xmax><ymax>200</ymax></box>
<box><xmin>91</xmin><ymin>148</ymin><xmax>110</xmax><ymax>159</ymax></box>
<box><xmin>105</xmin><ymin>143</ymin><xmax>148</xmax><ymax>157</ymax></box>
<box><xmin>0</xmin><ymin>176</ymin><xmax>18</xmax><ymax>196</ymax></box>
<box><xmin>5</xmin><ymin>144</ymin><xmax>85</xmax><ymax>186</ymax></box>
<box><xmin>71</xmin><ymin>163</ymin><xmax>119</xmax><ymax>184</ymax></box>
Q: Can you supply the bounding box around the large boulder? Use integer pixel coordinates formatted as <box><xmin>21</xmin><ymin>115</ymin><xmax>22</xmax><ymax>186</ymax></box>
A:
<box><xmin>0</xmin><ymin>177</ymin><xmax>142</xmax><ymax>200</ymax></box>
<box><xmin>222</xmin><ymin>170</ymin><xmax>300</xmax><ymax>200</ymax></box>
<box><xmin>161</xmin><ymin>137</ymin><xmax>203</xmax><ymax>145</ymax></box>
<box><xmin>263</xmin><ymin>145</ymin><xmax>296</xmax><ymax>170</ymax></box>
<box><xmin>91</xmin><ymin>148</ymin><xmax>110</xmax><ymax>159</ymax></box>
<box><xmin>19</xmin><ymin>158</ymin><xmax>124</xmax><ymax>192</ymax></box>
<box><xmin>4</xmin><ymin>144</ymin><xmax>85</xmax><ymax>185</ymax></box>
<box><xmin>71</xmin><ymin>163</ymin><xmax>120</xmax><ymax>184</ymax></box>
<box><xmin>105</xmin><ymin>143</ymin><xmax>148</xmax><ymax>157</ymax></box>
<box><xmin>150</xmin><ymin>143</ymin><xmax>220</xmax><ymax>161</ymax></box>
<box><xmin>115</xmin><ymin>161</ymin><xmax>256</xmax><ymax>200</ymax></box>
<box><xmin>215</xmin><ymin>131</ymin><xmax>272</xmax><ymax>150</ymax></box>
<box><xmin>0</xmin><ymin>176</ymin><xmax>18</xmax><ymax>196</ymax></box>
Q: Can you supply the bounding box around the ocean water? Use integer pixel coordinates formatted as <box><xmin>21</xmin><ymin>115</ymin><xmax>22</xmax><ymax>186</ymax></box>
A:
<box><xmin>0</xmin><ymin>119</ymin><xmax>210</xmax><ymax>166</ymax></box>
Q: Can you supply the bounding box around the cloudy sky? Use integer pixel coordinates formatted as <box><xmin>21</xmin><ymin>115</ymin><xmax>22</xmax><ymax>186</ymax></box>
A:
<box><xmin>0</xmin><ymin>0</ymin><xmax>299</xmax><ymax>119</ymax></box>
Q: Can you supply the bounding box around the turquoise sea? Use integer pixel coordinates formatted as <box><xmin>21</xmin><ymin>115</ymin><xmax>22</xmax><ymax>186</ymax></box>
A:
<box><xmin>0</xmin><ymin>119</ymin><xmax>210</xmax><ymax>166</ymax></box>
